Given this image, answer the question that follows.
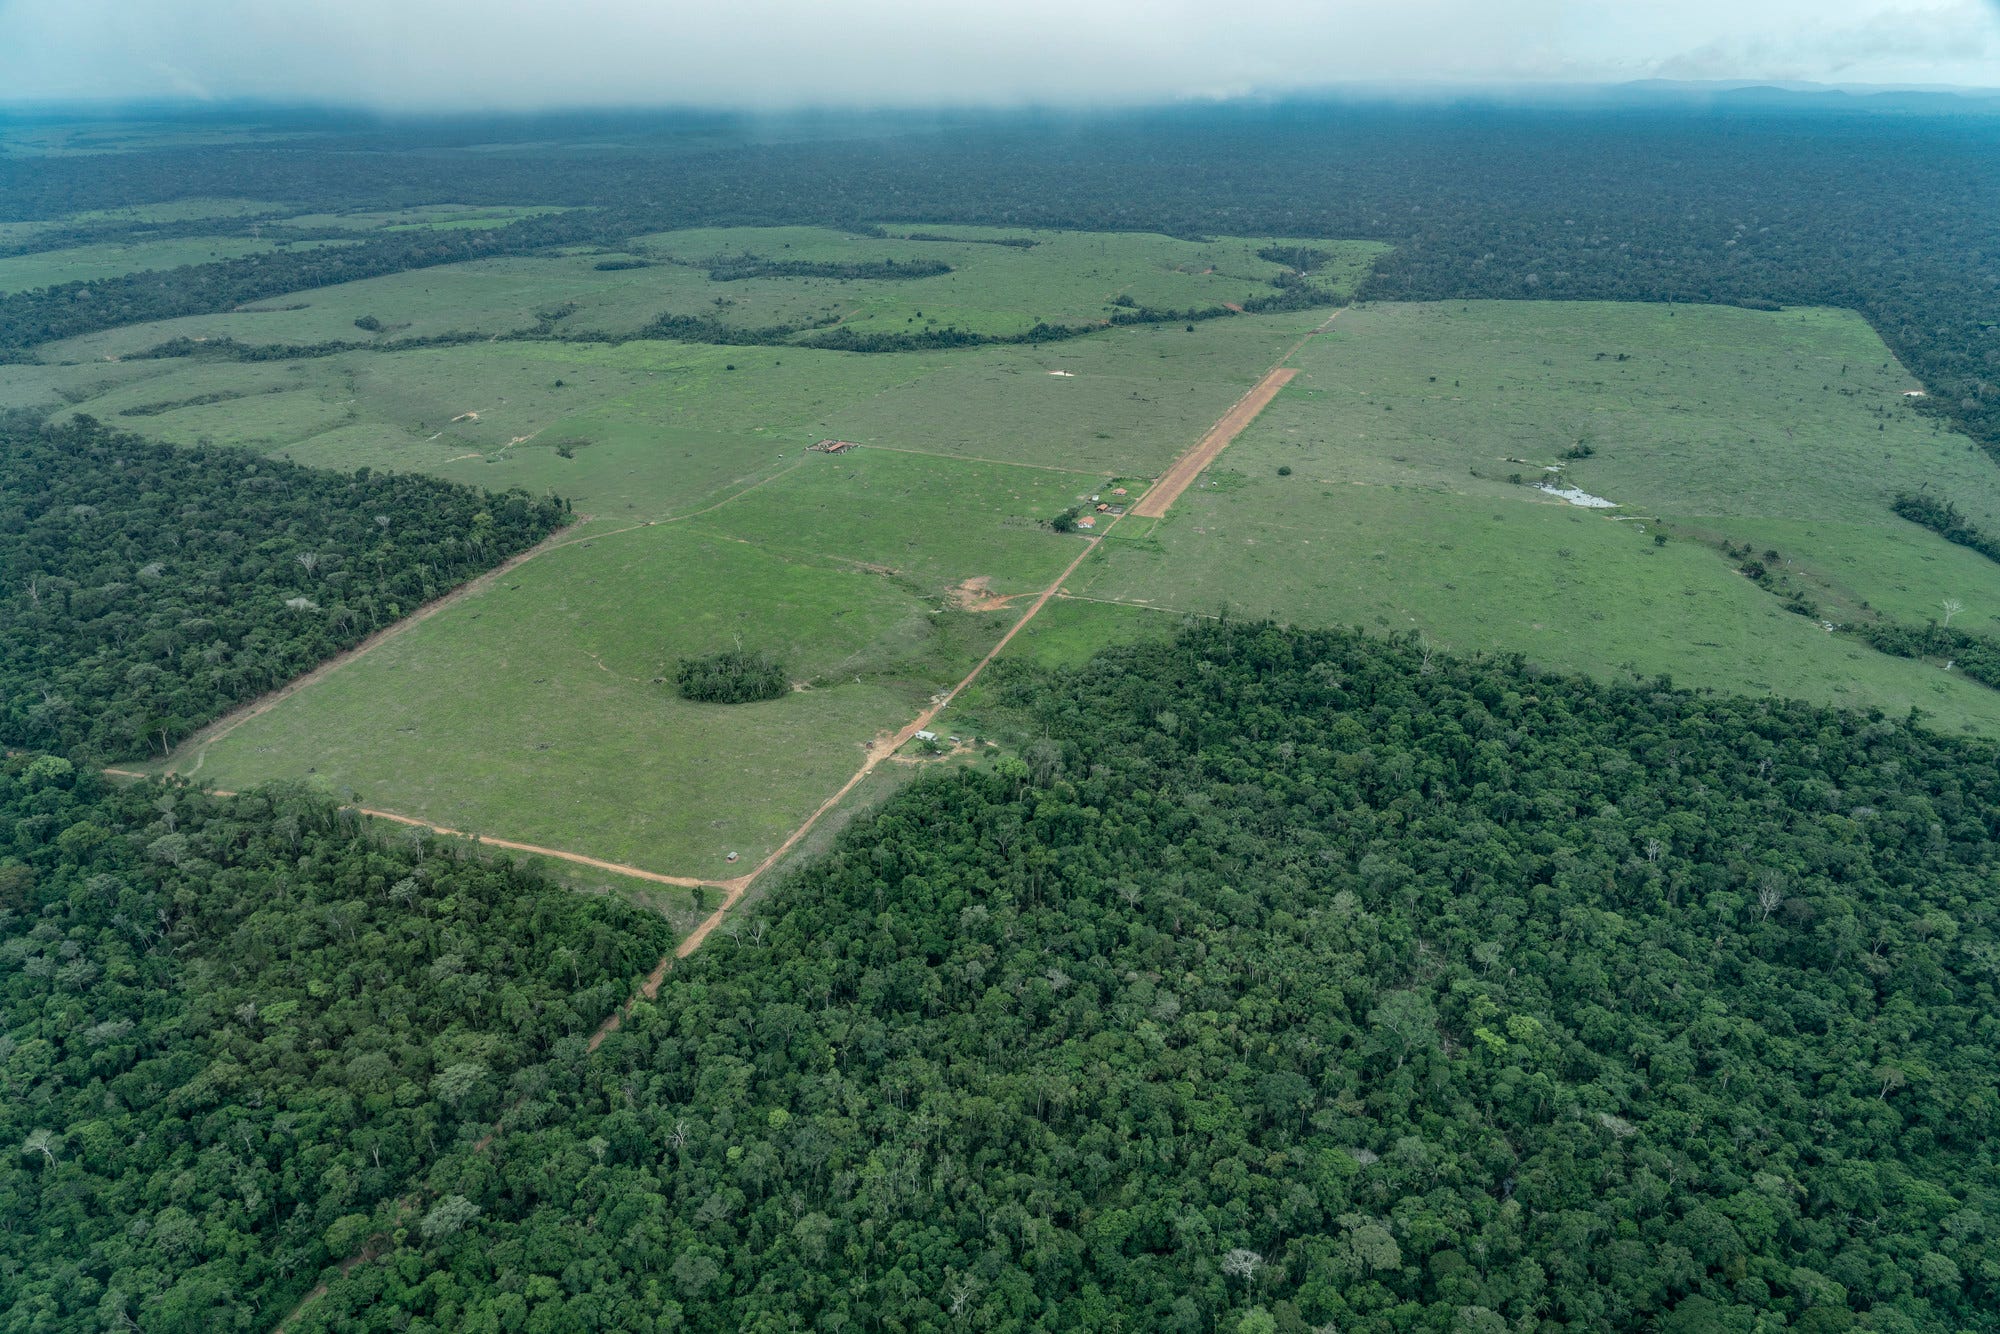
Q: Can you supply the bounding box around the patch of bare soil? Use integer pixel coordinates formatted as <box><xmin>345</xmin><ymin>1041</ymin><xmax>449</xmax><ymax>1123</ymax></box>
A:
<box><xmin>949</xmin><ymin>575</ymin><xmax>1019</xmax><ymax>612</ymax></box>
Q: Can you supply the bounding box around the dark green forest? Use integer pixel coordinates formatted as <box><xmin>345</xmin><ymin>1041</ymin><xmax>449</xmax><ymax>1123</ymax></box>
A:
<box><xmin>673</xmin><ymin>650</ymin><xmax>791</xmax><ymax>705</ymax></box>
<box><xmin>0</xmin><ymin>416</ymin><xmax>568</xmax><ymax>761</ymax></box>
<box><xmin>3</xmin><ymin>106</ymin><xmax>1997</xmax><ymax>457</ymax></box>
<box><xmin>0</xmin><ymin>757</ymin><xmax>676</xmax><ymax>1332</ymax></box>
<box><xmin>273</xmin><ymin>624</ymin><xmax>1999</xmax><ymax>1334</ymax></box>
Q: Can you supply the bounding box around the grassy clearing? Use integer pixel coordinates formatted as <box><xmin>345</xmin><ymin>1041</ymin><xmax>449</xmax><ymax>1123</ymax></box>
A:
<box><xmin>992</xmin><ymin>594</ymin><xmax>1175</xmax><ymax>670</ymax></box>
<box><xmin>819</xmin><ymin>313</ymin><xmax>1318</xmax><ymax>475</ymax></box>
<box><xmin>682</xmin><ymin>446</ymin><xmax>1101</xmax><ymax>596</ymax></box>
<box><xmin>174</xmin><ymin>515</ymin><xmax>1037</xmax><ymax>873</ymax></box>
<box><xmin>1071</xmin><ymin>300</ymin><xmax>2000</xmax><ymax>734</ymax></box>
<box><xmin>629</xmin><ymin>225</ymin><xmax>1382</xmax><ymax>338</ymax></box>
<box><xmin>33</xmin><ymin>313</ymin><xmax>1316</xmax><ymax>519</ymax></box>
<box><xmin>28</xmin><ymin>226</ymin><xmax>1369</xmax><ymax>362</ymax></box>
<box><xmin>20</xmin><ymin>229</ymin><xmax>1375</xmax><ymax>879</ymax></box>
<box><xmin>0</xmin><ymin>198</ymin><xmax>292</xmax><ymax>247</ymax></box>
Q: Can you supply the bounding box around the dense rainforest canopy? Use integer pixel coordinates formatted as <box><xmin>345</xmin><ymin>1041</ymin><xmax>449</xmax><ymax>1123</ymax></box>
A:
<box><xmin>267</xmin><ymin>623</ymin><xmax>2000</xmax><ymax>1333</ymax></box>
<box><xmin>0</xmin><ymin>416</ymin><xmax>568</xmax><ymax>761</ymax></box>
<box><xmin>0</xmin><ymin>758</ymin><xmax>676</xmax><ymax>1332</ymax></box>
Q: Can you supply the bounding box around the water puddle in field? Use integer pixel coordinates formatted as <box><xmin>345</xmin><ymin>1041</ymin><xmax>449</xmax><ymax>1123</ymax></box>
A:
<box><xmin>1536</xmin><ymin>483</ymin><xmax>1618</xmax><ymax>508</ymax></box>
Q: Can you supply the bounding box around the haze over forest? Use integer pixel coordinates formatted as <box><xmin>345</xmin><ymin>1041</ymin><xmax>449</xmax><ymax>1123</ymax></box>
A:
<box><xmin>2</xmin><ymin>0</ymin><xmax>1999</xmax><ymax>109</ymax></box>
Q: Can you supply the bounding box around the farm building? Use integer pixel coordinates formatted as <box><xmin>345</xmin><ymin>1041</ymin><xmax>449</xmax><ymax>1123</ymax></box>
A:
<box><xmin>810</xmin><ymin>439</ymin><xmax>859</xmax><ymax>454</ymax></box>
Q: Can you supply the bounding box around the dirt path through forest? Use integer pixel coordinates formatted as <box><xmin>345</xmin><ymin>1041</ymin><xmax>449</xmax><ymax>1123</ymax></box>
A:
<box><xmin>104</xmin><ymin>770</ymin><xmax>726</xmax><ymax>892</ymax></box>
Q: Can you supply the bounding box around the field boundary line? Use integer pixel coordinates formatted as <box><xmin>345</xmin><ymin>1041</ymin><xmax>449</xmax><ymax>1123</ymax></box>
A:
<box><xmin>104</xmin><ymin>770</ymin><xmax>724</xmax><ymax>891</ymax></box>
<box><xmin>860</xmin><ymin>443</ymin><xmax>1111</xmax><ymax>476</ymax></box>
<box><xmin>347</xmin><ymin>806</ymin><xmax>721</xmax><ymax>889</ymax></box>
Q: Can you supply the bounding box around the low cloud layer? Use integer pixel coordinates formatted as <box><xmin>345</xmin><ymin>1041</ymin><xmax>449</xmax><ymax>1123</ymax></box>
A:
<box><xmin>2</xmin><ymin>0</ymin><xmax>1997</xmax><ymax>109</ymax></box>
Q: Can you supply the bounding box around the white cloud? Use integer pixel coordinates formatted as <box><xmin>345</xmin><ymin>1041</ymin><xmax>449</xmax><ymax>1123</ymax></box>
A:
<box><xmin>0</xmin><ymin>0</ymin><xmax>1995</xmax><ymax>109</ymax></box>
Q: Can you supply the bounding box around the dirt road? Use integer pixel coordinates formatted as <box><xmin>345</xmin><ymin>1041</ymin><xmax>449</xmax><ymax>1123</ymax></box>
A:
<box><xmin>1128</xmin><ymin>306</ymin><xmax>1342</xmax><ymax>520</ymax></box>
<box><xmin>1131</xmin><ymin>367</ymin><xmax>1297</xmax><ymax>517</ymax></box>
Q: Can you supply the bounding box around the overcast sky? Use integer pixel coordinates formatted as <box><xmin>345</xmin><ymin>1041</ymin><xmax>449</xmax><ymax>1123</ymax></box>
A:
<box><xmin>2</xmin><ymin>0</ymin><xmax>1998</xmax><ymax>110</ymax></box>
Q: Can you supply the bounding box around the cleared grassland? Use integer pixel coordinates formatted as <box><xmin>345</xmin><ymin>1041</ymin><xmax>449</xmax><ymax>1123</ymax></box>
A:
<box><xmin>280</xmin><ymin>204</ymin><xmax>569</xmax><ymax>232</ymax></box>
<box><xmin>820</xmin><ymin>314</ymin><xmax>1318</xmax><ymax>475</ymax></box>
<box><xmin>25</xmin><ymin>313</ymin><xmax>1322</xmax><ymax>505</ymax></box>
<box><xmin>1070</xmin><ymin>300</ymin><xmax>2000</xmax><ymax>734</ymax></box>
<box><xmin>28</xmin><ymin>227</ymin><xmax>1377</xmax><ymax>361</ymax></box>
<box><xmin>175</xmin><ymin>518</ymin><xmax>1047</xmax><ymax>873</ymax></box>
<box><xmin>681</xmin><ymin>447</ymin><xmax>1108</xmax><ymax>596</ymax></box>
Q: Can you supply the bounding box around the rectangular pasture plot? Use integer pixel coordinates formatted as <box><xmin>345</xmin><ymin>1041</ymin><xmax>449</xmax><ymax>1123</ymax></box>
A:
<box><xmin>179</xmin><ymin>523</ymin><xmax>984</xmax><ymax>876</ymax></box>
<box><xmin>1277</xmin><ymin>301</ymin><xmax>1997</xmax><ymax>526</ymax></box>
<box><xmin>983</xmin><ymin>594</ymin><xmax>1178</xmax><ymax>672</ymax></box>
<box><xmin>819</xmin><ymin>314</ymin><xmax>1320</xmax><ymax>476</ymax></box>
<box><xmin>0</xmin><ymin>357</ymin><xmax>175</xmax><ymax>417</ymax></box>
<box><xmin>681</xmin><ymin>446</ymin><xmax>1102</xmax><ymax>598</ymax></box>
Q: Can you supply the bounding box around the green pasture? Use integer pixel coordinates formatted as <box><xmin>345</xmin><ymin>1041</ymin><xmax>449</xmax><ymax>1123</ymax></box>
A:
<box><xmin>818</xmin><ymin>312</ymin><xmax>1319</xmax><ymax>475</ymax></box>
<box><xmin>629</xmin><ymin>225</ymin><xmax>1383</xmax><ymax>338</ymax></box>
<box><xmin>682</xmin><ymin>446</ymin><xmax>1101</xmax><ymax>597</ymax></box>
<box><xmin>0</xmin><ymin>199</ymin><xmax>296</xmax><ymax>249</ymax></box>
<box><xmin>27</xmin><ymin>225</ymin><xmax>1369</xmax><ymax>361</ymax></box>
<box><xmin>6</xmin><ymin>226</ymin><xmax>1388</xmax><ymax>878</ymax></box>
<box><xmin>989</xmin><ymin>594</ymin><xmax>1174</xmax><ymax>671</ymax></box>
<box><xmin>28</xmin><ymin>254</ymin><xmax>647</xmax><ymax>361</ymax></box>
<box><xmin>32</xmin><ymin>311</ymin><xmax>1315</xmax><ymax>516</ymax></box>
<box><xmin>1070</xmin><ymin>300</ymin><xmax>2000</xmax><ymax>734</ymax></box>
<box><xmin>176</xmin><ymin>520</ymin><xmax>1030</xmax><ymax>874</ymax></box>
